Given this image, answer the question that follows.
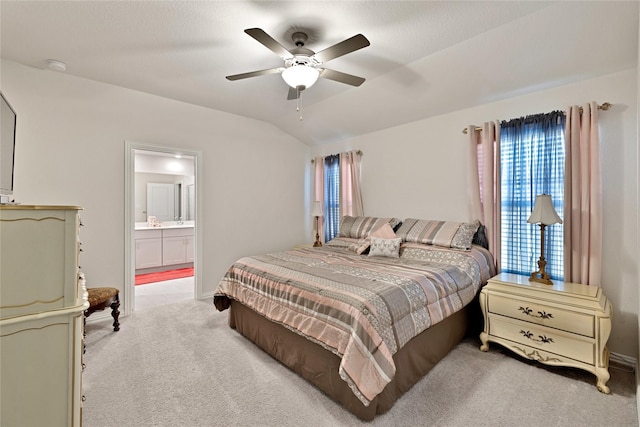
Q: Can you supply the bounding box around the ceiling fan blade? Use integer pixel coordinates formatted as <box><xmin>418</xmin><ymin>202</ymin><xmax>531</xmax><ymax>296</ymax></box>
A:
<box><xmin>245</xmin><ymin>28</ymin><xmax>294</xmax><ymax>59</ymax></box>
<box><xmin>319</xmin><ymin>69</ymin><xmax>365</xmax><ymax>87</ymax></box>
<box><xmin>226</xmin><ymin>68</ymin><xmax>282</xmax><ymax>81</ymax></box>
<box><xmin>313</xmin><ymin>34</ymin><xmax>370</xmax><ymax>63</ymax></box>
<box><xmin>287</xmin><ymin>87</ymin><xmax>301</xmax><ymax>100</ymax></box>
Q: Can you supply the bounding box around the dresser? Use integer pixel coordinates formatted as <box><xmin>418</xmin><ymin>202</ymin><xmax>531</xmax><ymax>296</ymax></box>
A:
<box><xmin>0</xmin><ymin>206</ymin><xmax>87</xmax><ymax>426</ymax></box>
<box><xmin>479</xmin><ymin>272</ymin><xmax>612</xmax><ymax>393</ymax></box>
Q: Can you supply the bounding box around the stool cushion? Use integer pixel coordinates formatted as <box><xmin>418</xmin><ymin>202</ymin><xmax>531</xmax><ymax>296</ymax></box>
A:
<box><xmin>87</xmin><ymin>287</ymin><xmax>119</xmax><ymax>307</ymax></box>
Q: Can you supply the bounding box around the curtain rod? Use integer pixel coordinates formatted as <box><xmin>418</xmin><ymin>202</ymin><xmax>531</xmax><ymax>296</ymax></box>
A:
<box><xmin>311</xmin><ymin>150</ymin><xmax>363</xmax><ymax>163</ymax></box>
<box><xmin>461</xmin><ymin>102</ymin><xmax>613</xmax><ymax>134</ymax></box>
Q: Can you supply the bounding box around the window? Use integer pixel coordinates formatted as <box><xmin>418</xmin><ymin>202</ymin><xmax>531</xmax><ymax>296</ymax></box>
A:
<box><xmin>323</xmin><ymin>154</ymin><xmax>340</xmax><ymax>241</ymax></box>
<box><xmin>500</xmin><ymin>111</ymin><xmax>566</xmax><ymax>280</ymax></box>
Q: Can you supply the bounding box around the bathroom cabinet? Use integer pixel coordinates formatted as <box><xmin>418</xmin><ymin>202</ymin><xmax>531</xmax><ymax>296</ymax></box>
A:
<box><xmin>135</xmin><ymin>226</ymin><xmax>194</xmax><ymax>270</ymax></box>
<box><xmin>162</xmin><ymin>227</ymin><xmax>195</xmax><ymax>265</ymax></box>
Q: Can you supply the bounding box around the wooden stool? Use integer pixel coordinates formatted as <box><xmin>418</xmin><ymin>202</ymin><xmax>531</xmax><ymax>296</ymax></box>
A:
<box><xmin>85</xmin><ymin>287</ymin><xmax>120</xmax><ymax>332</ymax></box>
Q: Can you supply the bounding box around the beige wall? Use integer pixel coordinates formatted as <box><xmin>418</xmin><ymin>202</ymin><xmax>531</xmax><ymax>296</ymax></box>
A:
<box><xmin>1</xmin><ymin>59</ymin><xmax>310</xmax><ymax>298</ymax></box>
<box><xmin>312</xmin><ymin>69</ymin><xmax>639</xmax><ymax>359</ymax></box>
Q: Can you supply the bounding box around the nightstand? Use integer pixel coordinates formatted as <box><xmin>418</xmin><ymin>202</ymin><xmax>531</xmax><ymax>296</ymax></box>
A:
<box><xmin>479</xmin><ymin>272</ymin><xmax>612</xmax><ymax>393</ymax></box>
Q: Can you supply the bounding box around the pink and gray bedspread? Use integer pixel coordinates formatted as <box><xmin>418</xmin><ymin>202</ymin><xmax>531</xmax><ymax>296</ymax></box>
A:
<box><xmin>213</xmin><ymin>244</ymin><xmax>495</xmax><ymax>406</ymax></box>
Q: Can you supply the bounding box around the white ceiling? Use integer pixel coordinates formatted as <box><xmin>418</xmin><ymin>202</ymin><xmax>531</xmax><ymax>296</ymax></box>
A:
<box><xmin>1</xmin><ymin>1</ymin><xmax>637</xmax><ymax>146</ymax></box>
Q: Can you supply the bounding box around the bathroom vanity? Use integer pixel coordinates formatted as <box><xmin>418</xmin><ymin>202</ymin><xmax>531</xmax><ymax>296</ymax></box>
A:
<box><xmin>134</xmin><ymin>221</ymin><xmax>194</xmax><ymax>272</ymax></box>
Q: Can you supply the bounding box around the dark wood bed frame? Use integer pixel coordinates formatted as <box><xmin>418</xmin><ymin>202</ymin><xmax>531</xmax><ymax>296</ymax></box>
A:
<box><xmin>226</xmin><ymin>298</ymin><xmax>481</xmax><ymax>421</ymax></box>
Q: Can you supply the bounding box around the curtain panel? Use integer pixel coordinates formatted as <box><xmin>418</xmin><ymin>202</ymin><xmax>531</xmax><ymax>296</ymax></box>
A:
<box><xmin>564</xmin><ymin>102</ymin><xmax>602</xmax><ymax>286</ymax></box>
<box><xmin>339</xmin><ymin>150</ymin><xmax>364</xmax><ymax>218</ymax></box>
<box><xmin>314</xmin><ymin>156</ymin><xmax>325</xmax><ymax>244</ymax></box>
<box><xmin>467</xmin><ymin>122</ymin><xmax>501</xmax><ymax>271</ymax></box>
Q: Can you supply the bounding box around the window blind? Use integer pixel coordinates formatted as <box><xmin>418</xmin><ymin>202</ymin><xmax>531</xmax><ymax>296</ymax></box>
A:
<box><xmin>500</xmin><ymin>112</ymin><xmax>565</xmax><ymax>280</ymax></box>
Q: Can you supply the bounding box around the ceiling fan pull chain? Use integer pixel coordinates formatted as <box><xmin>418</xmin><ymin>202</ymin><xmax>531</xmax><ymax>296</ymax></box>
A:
<box><xmin>297</xmin><ymin>87</ymin><xmax>303</xmax><ymax>121</ymax></box>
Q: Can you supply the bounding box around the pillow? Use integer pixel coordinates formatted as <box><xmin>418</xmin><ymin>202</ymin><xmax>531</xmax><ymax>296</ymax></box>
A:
<box><xmin>388</xmin><ymin>217</ymin><xmax>403</xmax><ymax>232</ymax></box>
<box><xmin>472</xmin><ymin>225</ymin><xmax>489</xmax><ymax>250</ymax></box>
<box><xmin>348</xmin><ymin>238</ymin><xmax>371</xmax><ymax>255</ymax></box>
<box><xmin>368</xmin><ymin>237</ymin><xmax>401</xmax><ymax>258</ymax></box>
<box><xmin>345</xmin><ymin>223</ymin><xmax>398</xmax><ymax>255</ymax></box>
<box><xmin>370</xmin><ymin>222</ymin><xmax>397</xmax><ymax>239</ymax></box>
<box><xmin>396</xmin><ymin>218</ymin><xmax>480</xmax><ymax>251</ymax></box>
<box><xmin>402</xmin><ymin>219</ymin><xmax>462</xmax><ymax>246</ymax></box>
<box><xmin>338</xmin><ymin>216</ymin><xmax>402</xmax><ymax>239</ymax></box>
<box><xmin>451</xmin><ymin>220</ymin><xmax>481</xmax><ymax>250</ymax></box>
<box><xmin>324</xmin><ymin>237</ymin><xmax>356</xmax><ymax>250</ymax></box>
<box><xmin>394</xmin><ymin>218</ymin><xmax>419</xmax><ymax>241</ymax></box>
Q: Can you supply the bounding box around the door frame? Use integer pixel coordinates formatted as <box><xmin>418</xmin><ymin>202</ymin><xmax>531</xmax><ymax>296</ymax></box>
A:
<box><xmin>124</xmin><ymin>140</ymin><xmax>203</xmax><ymax>316</ymax></box>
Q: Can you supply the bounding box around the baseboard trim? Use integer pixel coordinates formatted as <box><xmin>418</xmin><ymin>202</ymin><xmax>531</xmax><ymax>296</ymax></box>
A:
<box><xmin>201</xmin><ymin>290</ymin><xmax>215</xmax><ymax>300</ymax></box>
<box><xmin>610</xmin><ymin>351</ymin><xmax>637</xmax><ymax>368</ymax></box>
<box><xmin>85</xmin><ymin>310</ymin><xmax>115</xmax><ymax>324</ymax></box>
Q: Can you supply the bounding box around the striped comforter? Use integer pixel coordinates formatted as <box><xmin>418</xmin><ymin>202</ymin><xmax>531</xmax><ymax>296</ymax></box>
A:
<box><xmin>213</xmin><ymin>244</ymin><xmax>495</xmax><ymax>406</ymax></box>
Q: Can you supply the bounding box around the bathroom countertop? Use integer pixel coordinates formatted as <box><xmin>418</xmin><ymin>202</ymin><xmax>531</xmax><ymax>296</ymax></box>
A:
<box><xmin>135</xmin><ymin>221</ymin><xmax>194</xmax><ymax>231</ymax></box>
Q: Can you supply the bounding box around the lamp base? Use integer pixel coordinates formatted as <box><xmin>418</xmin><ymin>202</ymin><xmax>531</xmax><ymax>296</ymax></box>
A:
<box><xmin>529</xmin><ymin>257</ymin><xmax>553</xmax><ymax>285</ymax></box>
<box><xmin>529</xmin><ymin>272</ymin><xmax>553</xmax><ymax>285</ymax></box>
<box><xmin>313</xmin><ymin>216</ymin><xmax>322</xmax><ymax>247</ymax></box>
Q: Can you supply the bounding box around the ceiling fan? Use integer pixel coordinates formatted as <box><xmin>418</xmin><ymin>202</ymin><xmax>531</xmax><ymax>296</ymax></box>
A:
<box><xmin>226</xmin><ymin>28</ymin><xmax>370</xmax><ymax>100</ymax></box>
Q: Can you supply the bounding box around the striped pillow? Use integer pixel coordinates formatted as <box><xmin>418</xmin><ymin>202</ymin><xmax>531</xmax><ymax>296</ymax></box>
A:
<box><xmin>397</xmin><ymin>219</ymin><xmax>480</xmax><ymax>250</ymax></box>
<box><xmin>338</xmin><ymin>216</ymin><xmax>401</xmax><ymax>239</ymax></box>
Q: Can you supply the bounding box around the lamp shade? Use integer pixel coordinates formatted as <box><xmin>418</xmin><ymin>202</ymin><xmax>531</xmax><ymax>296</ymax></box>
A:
<box><xmin>527</xmin><ymin>194</ymin><xmax>563</xmax><ymax>225</ymax></box>
<box><xmin>311</xmin><ymin>201</ymin><xmax>324</xmax><ymax>217</ymax></box>
<box><xmin>282</xmin><ymin>65</ymin><xmax>320</xmax><ymax>89</ymax></box>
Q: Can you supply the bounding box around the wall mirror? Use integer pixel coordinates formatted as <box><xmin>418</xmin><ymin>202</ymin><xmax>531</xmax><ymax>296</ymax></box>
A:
<box><xmin>134</xmin><ymin>151</ymin><xmax>195</xmax><ymax>223</ymax></box>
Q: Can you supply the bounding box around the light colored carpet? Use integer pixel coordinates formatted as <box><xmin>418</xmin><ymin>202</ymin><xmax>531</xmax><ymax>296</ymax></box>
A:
<box><xmin>83</xmin><ymin>299</ymin><xmax>637</xmax><ymax>427</ymax></box>
<box><xmin>134</xmin><ymin>276</ymin><xmax>193</xmax><ymax>311</ymax></box>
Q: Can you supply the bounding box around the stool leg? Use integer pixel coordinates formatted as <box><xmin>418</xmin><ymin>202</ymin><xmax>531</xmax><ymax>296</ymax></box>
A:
<box><xmin>110</xmin><ymin>294</ymin><xmax>120</xmax><ymax>332</ymax></box>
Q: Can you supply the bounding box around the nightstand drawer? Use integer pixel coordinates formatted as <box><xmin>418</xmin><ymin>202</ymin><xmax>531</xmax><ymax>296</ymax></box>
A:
<box><xmin>488</xmin><ymin>294</ymin><xmax>595</xmax><ymax>338</ymax></box>
<box><xmin>489</xmin><ymin>315</ymin><xmax>595</xmax><ymax>365</ymax></box>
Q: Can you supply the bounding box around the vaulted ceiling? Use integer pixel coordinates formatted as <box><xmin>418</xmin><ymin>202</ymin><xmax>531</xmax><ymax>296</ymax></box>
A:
<box><xmin>1</xmin><ymin>1</ymin><xmax>637</xmax><ymax>145</ymax></box>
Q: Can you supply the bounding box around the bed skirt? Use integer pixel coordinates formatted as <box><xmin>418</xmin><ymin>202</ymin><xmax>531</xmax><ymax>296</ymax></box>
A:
<box><xmin>227</xmin><ymin>299</ymin><xmax>478</xmax><ymax>421</ymax></box>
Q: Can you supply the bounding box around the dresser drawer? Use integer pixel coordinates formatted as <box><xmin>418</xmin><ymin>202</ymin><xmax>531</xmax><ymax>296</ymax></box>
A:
<box><xmin>487</xmin><ymin>293</ymin><xmax>594</xmax><ymax>338</ymax></box>
<box><xmin>488</xmin><ymin>315</ymin><xmax>595</xmax><ymax>365</ymax></box>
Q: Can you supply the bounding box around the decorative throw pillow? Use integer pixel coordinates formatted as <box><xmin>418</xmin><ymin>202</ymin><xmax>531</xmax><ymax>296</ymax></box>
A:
<box><xmin>370</xmin><ymin>222</ymin><xmax>397</xmax><ymax>239</ymax></box>
<box><xmin>325</xmin><ymin>237</ymin><xmax>356</xmax><ymax>250</ymax></box>
<box><xmin>348</xmin><ymin>238</ymin><xmax>371</xmax><ymax>255</ymax></box>
<box><xmin>368</xmin><ymin>237</ymin><xmax>401</xmax><ymax>258</ymax></box>
<box><xmin>451</xmin><ymin>220</ymin><xmax>481</xmax><ymax>250</ymax></box>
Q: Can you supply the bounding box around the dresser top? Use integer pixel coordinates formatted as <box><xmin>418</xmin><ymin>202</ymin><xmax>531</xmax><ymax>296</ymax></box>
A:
<box><xmin>0</xmin><ymin>205</ymin><xmax>82</xmax><ymax>210</ymax></box>
<box><xmin>489</xmin><ymin>272</ymin><xmax>601</xmax><ymax>299</ymax></box>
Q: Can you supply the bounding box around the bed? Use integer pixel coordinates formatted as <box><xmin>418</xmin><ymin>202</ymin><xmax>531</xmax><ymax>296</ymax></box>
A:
<box><xmin>213</xmin><ymin>216</ymin><xmax>495</xmax><ymax>421</ymax></box>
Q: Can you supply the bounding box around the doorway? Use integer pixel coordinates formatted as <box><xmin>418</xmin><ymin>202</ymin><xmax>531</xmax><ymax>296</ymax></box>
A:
<box><xmin>124</xmin><ymin>141</ymin><xmax>203</xmax><ymax>316</ymax></box>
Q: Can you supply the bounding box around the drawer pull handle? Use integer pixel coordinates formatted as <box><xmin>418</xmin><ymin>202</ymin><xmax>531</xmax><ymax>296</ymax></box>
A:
<box><xmin>518</xmin><ymin>306</ymin><xmax>554</xmax><ymax>320</ymax></box>
<box><xmin>520</xmin><ymin>330</ymin><xmax>554</xmax><ymax>345</ymax></box>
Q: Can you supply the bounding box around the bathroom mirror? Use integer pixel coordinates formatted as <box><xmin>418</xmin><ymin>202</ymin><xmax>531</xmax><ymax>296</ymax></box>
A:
<box><xmin>146</xmin><ymin>182</ymin><xmax>180</xmax><ymax>221</ymax></box>
<box><xmin>134</xmin><ymin>151</ymin><xmax>195</xmax><ymax>223</ymax></box>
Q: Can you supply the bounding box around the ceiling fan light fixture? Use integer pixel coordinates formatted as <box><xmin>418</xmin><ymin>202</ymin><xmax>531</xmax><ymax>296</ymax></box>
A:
<box><xmin>281</xmin><ymin>65</ymin><xmax>320</xmax><ymax>90</ymax></box>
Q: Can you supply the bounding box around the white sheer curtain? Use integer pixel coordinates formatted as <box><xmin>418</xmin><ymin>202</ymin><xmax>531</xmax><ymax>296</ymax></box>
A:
<box><xmin>564</xmin><ymin>102</ymin><xmax>602</xmax><ymax>285</ymax></box>
<box><xmin>339</xmin><ymin>150</ymin><xmax>364</xmax><ymax>217</ymax></box>
<box><xmin>467</xmin><ymin>122</ymin><xmax>501</xmax><ymax>271</ymax></box>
